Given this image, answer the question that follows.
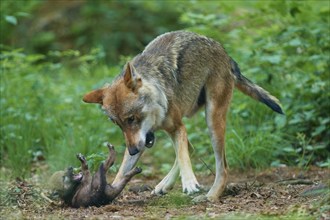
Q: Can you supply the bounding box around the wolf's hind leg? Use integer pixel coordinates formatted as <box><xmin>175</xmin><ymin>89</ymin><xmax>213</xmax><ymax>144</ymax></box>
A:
<box><xmin>200</xmin><ymin>79</ymin><xmax>233</xmax><ymax>202</ymax></box>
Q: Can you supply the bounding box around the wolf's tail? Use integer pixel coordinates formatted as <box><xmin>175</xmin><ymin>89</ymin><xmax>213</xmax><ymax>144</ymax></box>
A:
<box><xmin>230</xmin><ymin>58</ymin><xmax>284</xmax><ymax>114</ymax></box>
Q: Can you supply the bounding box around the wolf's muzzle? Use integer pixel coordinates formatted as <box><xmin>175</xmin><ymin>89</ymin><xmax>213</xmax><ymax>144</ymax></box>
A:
<box><xmin>145</xmin><ymin>132</ymin><xmax>155</xmax><ymax>148</ymax></box>
<box><xmin>127</xmin><ymin>131</ymin><xmax>155</xmax><ymax>156</ymax></box>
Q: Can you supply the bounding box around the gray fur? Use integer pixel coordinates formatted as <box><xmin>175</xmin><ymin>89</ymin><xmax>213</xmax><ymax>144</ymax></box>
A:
<box><xmin>129</xmin><ymin>31</ymin><xmax>233</xmax><ymax>117</ymax></box>
<box><xmin>85</xmin><ymin>31</ymin><xmax>283</xmax><ymax>201</ymax></box>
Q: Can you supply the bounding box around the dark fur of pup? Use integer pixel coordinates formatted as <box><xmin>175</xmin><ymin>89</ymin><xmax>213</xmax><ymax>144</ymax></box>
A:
<box><xmin>56</xmin><ymin>143</ymin><xmax>141</xmax><ymax>208</ymax></box>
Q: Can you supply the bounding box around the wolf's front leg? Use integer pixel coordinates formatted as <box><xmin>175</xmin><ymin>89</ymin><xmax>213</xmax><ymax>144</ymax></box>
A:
<box><xmin>154</xmin><ymin>124</ymin><xmax>200</xmax><ymax>195</ymax></box>
<box><xmin>175</xmin><ymin>125</ymin><xmax>200</xmax><ymax>194</ymax></box>
<box><xmin>152</xmin><ymin>157</ymin><xmax>179</xmax><ymax>195</ymax></box>
<box><xmin>112</xmin><ymin>148</ymin><xmax>144</xmax><ymax>185</ymax></box>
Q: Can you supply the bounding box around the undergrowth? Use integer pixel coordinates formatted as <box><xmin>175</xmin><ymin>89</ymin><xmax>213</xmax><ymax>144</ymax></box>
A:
<box><xmin>1</xmin><ymin>1</ymin><xmax>329</xmax><ymax>179</ymax></box>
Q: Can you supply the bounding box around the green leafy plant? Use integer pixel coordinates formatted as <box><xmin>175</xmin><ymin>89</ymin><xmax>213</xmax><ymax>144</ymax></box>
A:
<box><xmin>179</xmin><ymin>0</ymin><xmax>329</xmax><ymax>168</ymax></box>
<box><xmin>0</xmin><ymin>48</ymin><xmax>124</xmax><ymax>178</ymax></box>
<box><xmin>1</xmin><ymin>0</ymin><xmax>329</xmax><ymax>180</ymax></box>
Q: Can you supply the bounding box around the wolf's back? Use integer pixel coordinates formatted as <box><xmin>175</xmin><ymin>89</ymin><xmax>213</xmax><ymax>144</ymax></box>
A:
<box><xmin>230</xmin><ymin>59</ymin><xmax>283</xmax><ymax>114</ymax></box>
<box><xmin>134</xmin><ymin>31</ymin><xmax>283</xmax><ymax>114</ymax></box>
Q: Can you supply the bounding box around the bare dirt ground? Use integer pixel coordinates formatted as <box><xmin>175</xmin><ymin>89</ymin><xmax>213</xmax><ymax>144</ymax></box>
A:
<box><xmin>1</xmin><ymin>166</ymin><xmax>329</xmax><ymax>219</ymax></box>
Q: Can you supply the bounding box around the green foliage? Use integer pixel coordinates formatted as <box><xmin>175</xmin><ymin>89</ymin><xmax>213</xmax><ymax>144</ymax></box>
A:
<box><xmin>0</xmin><ymin>48</ymin><xmax>125</xmax><ymax>177</ymax></box>
<box><xmin>1</xmin><ymin>1</ymin><xmax>329</xmax><ymax>179</ymax></box>
<box><xmin>179</xmin><ymin>0</ymin><xmax>330</xmax><ymax>169</ymax></box>
<box><xmin>0</xmin><ymin>0</ymin><xmax>40</xmax><ymax>40</ymax></box>
<box><xmin>148</xmin><ymin>190</ymin><xmax>192</xmax><ymax>207</ymax></box>
<box><xmin>0</xmin><ymin>1</ymin><xmax>183</xmax><ymax>63</ymax></box>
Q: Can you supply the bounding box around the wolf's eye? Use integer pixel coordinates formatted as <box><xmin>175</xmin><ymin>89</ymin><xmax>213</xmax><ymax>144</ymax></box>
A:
<box><xmin>127</xmin><ymin>115</ymin><xmax>135</xmax><ymax>125</ymax></box>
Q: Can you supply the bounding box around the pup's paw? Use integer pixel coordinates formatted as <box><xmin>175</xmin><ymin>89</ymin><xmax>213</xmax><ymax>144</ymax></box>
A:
<box><xmin>106</xmin><ymin>142</ymin><xmax>115</xmax><ymax>150</ymax></box>
<box><xmin>76</xmin><ymin>153</ymin><xmax>86</xmax><ymax>162</ymax></box>
<box><xmin>134</xmin><ymin>167</ymin><xmax>142</xmax><ymax>174</ymax></box>
<box><xmin>125</xmin><ymin>167</ymin><xmax>142</xmax><ymax>178</ymax></box>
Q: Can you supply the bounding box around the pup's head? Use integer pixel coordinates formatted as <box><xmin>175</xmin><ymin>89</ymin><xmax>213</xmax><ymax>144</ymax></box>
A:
<box><xmin>62</xmin><ymin>167</ymin><xmax>83</xmax><ymax>192</ymax></box>
<box><xmin>62</xmin><ymin>167</ymin><xmax>82</xmax><ymax>202</ymax></box>
<box><xmin>83</xmin><ymin>63</ymin><xmax>167</xmax><ymax>156</ymax></box>
<box><xmin>48</xmin><ymin>167</ymin><xmax>82</xmax><ymax>203</ymax></box>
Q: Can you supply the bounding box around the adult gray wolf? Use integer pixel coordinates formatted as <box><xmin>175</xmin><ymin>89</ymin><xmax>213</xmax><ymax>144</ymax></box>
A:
<box><xmin>83</xmin><ymin>31</ymin><xmax>283</xmax><ymax>202</ymax></box>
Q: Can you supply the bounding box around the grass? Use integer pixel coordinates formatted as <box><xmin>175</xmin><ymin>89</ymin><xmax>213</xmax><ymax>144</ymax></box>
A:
<box><xmin>0</xmin><ymin>51</ymin><xmax>124</xmax><ymax>178</ymax></box>
<box><xmin>144</xmin><ymin>189</ymin><xmax>318</xmax><ymax>220</ymax></box>
<box><xmin>148</xmin><ymin>190</ymin><xmax>192</xmax><ymax>207</ymax></box>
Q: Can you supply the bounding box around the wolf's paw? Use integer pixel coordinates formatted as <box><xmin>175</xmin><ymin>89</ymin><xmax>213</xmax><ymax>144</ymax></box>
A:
<box><xmin>152</xmin><ymin>172</ymin><xmax>178</xmax><ymax>195</ymax></box>
<box><xmin>151</xmin><ymin>188</ymin><xmax>166</xmax><ymax>195</ymax></box>
<box><xmin>182</xmin><ymin>179</ymin><xmax>200</xmax><ymax>195</ymax></box>
<box><xmin>152</xmin><ymin>182</ymin><xmax>172</xmax><ymax>195</ymax></box>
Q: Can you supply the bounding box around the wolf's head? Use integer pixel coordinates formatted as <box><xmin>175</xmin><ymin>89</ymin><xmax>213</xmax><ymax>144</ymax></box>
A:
<box><xmin>83</xmin><ymin>63</ymin><xmax>167</xmax><ymax>155</ymax></box>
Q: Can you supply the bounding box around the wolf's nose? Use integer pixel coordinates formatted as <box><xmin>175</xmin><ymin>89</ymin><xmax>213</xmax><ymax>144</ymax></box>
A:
<box><xmin>128</xmin><ymin>146</ymin><xmax>139</xmax><ymax>156</ymax></box>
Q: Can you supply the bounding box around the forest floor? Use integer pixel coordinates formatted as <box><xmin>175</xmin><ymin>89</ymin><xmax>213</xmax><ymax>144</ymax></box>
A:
<box><xmin>0</xmin><ymin>166</ymin><xmax>329</xmax><ymax>219</ymax></box>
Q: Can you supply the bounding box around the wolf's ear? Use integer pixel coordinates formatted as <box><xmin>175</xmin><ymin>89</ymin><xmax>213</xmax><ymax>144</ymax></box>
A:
<box><xmin>83</xmin><ymin>89</ymin><xmax>104</xmax><ymax>104</ymax></box>
<box><xmin>124</xmin><ymin>62</ymin><xmax>142</xmax><ymax>92</ymax></box>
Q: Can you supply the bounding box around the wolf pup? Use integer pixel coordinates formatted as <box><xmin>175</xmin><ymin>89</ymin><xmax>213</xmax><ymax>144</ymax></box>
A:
<box><xmin>83</xmin><ymin>31</ymin><xmax>283</xmax><ymax>202</ymax></box>
<box><xmin>57</xmin><ymin>143</ymin><xmax>141</xmax><ymax>207</ymax></box>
